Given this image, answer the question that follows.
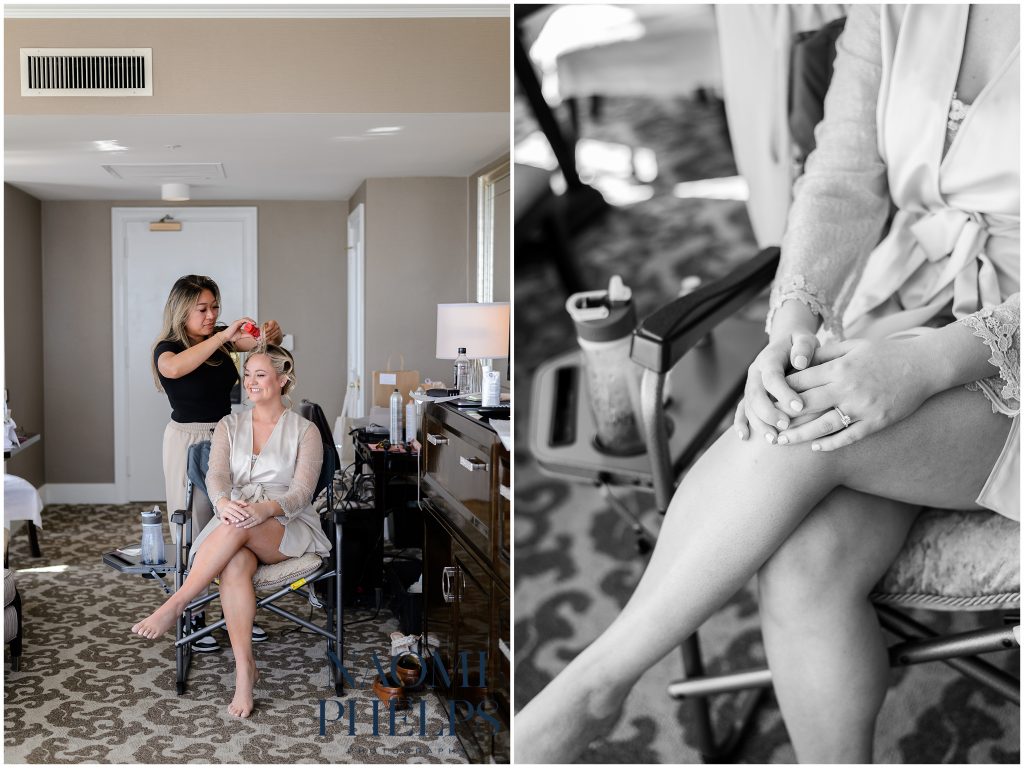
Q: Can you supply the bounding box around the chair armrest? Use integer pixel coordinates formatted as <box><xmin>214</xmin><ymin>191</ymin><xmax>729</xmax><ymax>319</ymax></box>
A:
<box><xmin>631</xmin><ymin>247</ymin><xmax>780</xmax><ymax>373</ymax></box>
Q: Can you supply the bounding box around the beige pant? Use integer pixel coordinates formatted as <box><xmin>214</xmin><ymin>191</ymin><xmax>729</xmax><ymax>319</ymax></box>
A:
<box><xmin>162</xmin><ymin>421</ymin><xmax>218</xmax><ymax>542</ymax></box>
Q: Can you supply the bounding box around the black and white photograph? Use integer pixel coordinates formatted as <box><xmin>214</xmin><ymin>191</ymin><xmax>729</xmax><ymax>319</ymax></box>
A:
<box><xmin>4</xmin><ymin>2</ymin><xmax>509</xmax><ymax>763</ymax></box>
<box><xmin>513</xmin><ymin>3</ymin><xmax>1019</xmax><ymax>763</ymax></box>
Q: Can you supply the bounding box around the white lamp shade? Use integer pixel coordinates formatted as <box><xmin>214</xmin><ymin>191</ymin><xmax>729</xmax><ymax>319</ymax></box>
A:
<box><xmin>436</xmin><ymin>302</ymin><xmax>510</xmax><ymax>359</ymax></box>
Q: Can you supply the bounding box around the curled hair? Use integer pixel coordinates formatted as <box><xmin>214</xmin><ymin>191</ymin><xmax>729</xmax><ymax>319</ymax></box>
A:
<box><xmin>151</xmin><ymin>275</ymin><xmax>228</xmax><ymax>391</ymax></box>
<box><xmin>247</xmin><ymin>341</ymin><xmax>297</xmax><ymax>401</ymax></box>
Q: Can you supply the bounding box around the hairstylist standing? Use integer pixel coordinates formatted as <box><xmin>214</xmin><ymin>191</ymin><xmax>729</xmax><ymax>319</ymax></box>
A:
<box><xmin>151</xmin><ymin>274</ymin><xmax>283</xmax><ymax>650</ymax></box>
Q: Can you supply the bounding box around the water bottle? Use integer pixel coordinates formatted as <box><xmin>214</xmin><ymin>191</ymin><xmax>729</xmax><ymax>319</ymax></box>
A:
<box><xmin>453</xmin><ymin>348</ymin><xmax>471</xmax><ymax>395</ymax></box>
<box><xmin>389</xmin><ymin>388</ymin><xmax>403</xmax><ymax>445</ymax></box>
<box><xmin>566</xmin><ymin>275</ymin><xmax>645</xmax><ymax>455</ymax></box>
<box><xmin>140</xmin><ymin>506</ymin><xmax>166</xmax><ymax>565</ymax></box>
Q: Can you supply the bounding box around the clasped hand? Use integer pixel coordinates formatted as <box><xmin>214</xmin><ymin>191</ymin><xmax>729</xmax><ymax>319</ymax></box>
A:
<box><xmin>217</xmin><ymin>499</ymin><xmax>273</xmax><ymax>528</ymax></box>
<box><xmin>736</xmin><ymin>333</ymin><xmax>937</xmax><ymax>451</ymax></box>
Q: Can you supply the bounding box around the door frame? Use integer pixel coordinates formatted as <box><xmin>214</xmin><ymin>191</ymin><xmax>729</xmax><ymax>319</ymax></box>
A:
<box><xmin>347</xmin><ymin>204</ymin><xmax>366</xmax><ymax>418</ymax></box>
<box><xmin>111</xmin><ymin>206</ymin><xmax>258</xmax><ymax>503</ymax></box>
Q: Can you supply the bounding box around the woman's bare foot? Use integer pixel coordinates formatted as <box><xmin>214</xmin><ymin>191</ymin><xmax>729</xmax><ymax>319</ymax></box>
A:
<box><xmin>130</xmin><ymin>601</ymin><xmax>180</xmax><ymax>640</ymax></box>
<box><xmin>515</xmin><ymin>673</ymin><xmax>626</xmax><ymax>763</ymax></box>
<box><xmin>227</xmin><ymin>659</ymin><xmax>259</xmax><ymax>718</ymax></box>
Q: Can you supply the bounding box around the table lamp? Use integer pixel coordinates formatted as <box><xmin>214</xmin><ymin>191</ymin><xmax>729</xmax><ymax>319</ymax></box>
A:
<box><xmin>436</xmin><ymin>302</ymin><xmax>511</xmax><ymax>393</ymax></box>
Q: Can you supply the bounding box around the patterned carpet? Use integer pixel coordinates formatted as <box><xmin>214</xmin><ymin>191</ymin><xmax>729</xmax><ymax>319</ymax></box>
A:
<box><xmin>3</xmin><ymin>504</ymin><xmax>467</xmax><ymax>763</ymax></box>
<box><xmin>513</xmin><ymin>93</ymin><xmax>1020</xmax><ymax>763</ymax></box>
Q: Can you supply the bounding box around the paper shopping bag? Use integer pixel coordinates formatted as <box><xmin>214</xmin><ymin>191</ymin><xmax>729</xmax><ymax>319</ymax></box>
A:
<box><xmin>372</xmin><ymin>354</ymin><xmax>419</xmax><ymax>408</ymax></box>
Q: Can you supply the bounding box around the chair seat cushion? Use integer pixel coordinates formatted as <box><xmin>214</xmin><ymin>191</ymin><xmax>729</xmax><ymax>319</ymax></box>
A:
<box><xmin>872</xmin><ymin>508</ymin><xmax>1020</xmax><ymax>610</ymax></box>
<box><xmin>4</xmin><ymin>569</ymin><xmax>16</xmax><ymax>609</ymax></box>
<box><xmin>253</xmin><ymin>553</ymin><xmax>322</xmax><ymax>592</ymax></box>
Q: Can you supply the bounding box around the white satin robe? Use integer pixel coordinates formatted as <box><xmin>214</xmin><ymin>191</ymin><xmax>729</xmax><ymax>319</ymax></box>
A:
<box><xmin>192</xmin><ymin>409</ymin><xmax>332</xmax><ymax>560</ymax></box>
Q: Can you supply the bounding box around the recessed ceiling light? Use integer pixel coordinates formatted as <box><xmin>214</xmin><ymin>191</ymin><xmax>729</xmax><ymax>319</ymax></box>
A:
<box><xmin>366</xmin><ymin>126</ymin><xmax>402</xmax><ymax>135</ymax></box>
<box><xmin>162</xmin><ymin>183</ymin><xmax>190</xmax><ymax>201</ymax></box>
<box><xmin>94</xmin><ymin>140</ymin><xmax>127</xmax><ymax>152</ymax></box>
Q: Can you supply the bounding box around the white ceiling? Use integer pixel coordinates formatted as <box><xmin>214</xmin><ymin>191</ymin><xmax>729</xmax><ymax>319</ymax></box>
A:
<box><xmin>5</xmin><ymin>112</ymin><xmax>510</xmax><ymax>200</ymax></box>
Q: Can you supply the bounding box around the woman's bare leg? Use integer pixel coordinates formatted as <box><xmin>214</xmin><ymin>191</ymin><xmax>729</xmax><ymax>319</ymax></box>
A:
<box><xmin>221</xmin><ymin>548</ymin><xmax>260</xmax><ymax>718</ymax></box>
<box><xmin>131</xmin><ymin>520</ymin><xmax>287</xmax><ymax>639</ymax></box>
<box><xmin>758</xmin><ymin>488</ymin><xmax>920</xmax><ymax>763</ymax></box>
<box><xmin>514</xmin><ymin>387</ymin><xmax>1009</xmax><ymax>763</ymax></box>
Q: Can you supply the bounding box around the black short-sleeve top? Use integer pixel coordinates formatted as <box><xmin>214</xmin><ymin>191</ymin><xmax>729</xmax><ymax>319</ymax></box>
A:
<box><xmin>153</xmin><ymin>339</ymin><xmax>239</xmax><ymax>423</ymax></box>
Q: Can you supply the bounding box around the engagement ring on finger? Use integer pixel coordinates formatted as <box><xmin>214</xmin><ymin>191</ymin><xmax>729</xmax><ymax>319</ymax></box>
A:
<box><xmin>835</xmin><ymin>406</ymin><xmax>853</xmax><ymax>429</ymax></box>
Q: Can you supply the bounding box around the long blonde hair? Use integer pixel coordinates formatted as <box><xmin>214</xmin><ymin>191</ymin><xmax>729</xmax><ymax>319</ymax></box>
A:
<box><xmin>151</xmin><ymin>275</ymin><xmax>230</xmax><ymax>391</ymax></box>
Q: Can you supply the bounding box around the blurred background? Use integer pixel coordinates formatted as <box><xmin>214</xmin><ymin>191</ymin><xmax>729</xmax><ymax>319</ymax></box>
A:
<box><xmin>512</xmin><ymin>4</ymin><xmax>1020</xmax><ymax>763</ymax></box>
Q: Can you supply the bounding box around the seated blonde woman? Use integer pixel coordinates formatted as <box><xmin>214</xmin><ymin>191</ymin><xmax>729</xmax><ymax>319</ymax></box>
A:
<box><xmin>131</xmin><ymin>343</ymin><xmax>331</xmax><ymax>718</ymax></box>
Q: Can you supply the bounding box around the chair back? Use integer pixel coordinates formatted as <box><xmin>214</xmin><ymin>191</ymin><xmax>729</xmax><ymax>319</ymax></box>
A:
<box><xmin>186</xmin><ymin>441</ymin><xmax>212</xmax><ymax>498</ymax></box>
<box><xmin>299</xmin><ymin>400</ymin><xmax>339</xmax><ymax>503</ymax></box>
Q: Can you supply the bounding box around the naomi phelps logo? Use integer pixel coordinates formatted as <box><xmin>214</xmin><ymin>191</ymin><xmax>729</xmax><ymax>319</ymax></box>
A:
<box><xmin>318</xmin><ymin>649</ymin><xmax>503</xmax><ymax>737</ymax></box>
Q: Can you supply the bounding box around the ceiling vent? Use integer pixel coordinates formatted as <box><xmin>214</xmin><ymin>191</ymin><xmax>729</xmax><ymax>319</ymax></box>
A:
<box><xmin>102</xmin><ymin>163</ymin><xmax>227</xmax><ymax>182</ymax></box>
<box><xmin>20</xmin><ymin>48</ymin><xmax>152</xmax><ymax>96</ymax></box>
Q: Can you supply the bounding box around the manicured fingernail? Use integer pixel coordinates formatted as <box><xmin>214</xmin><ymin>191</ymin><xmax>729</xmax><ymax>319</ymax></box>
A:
<box><xmin>811</xmin><ymin>443</ymin><xmax>821</xmax><ymax>451</ymax></box>
<box><xmin>790</xmin><ymin>400</ymin><xmax>803</xmax><ymax>411</ymax></box>
<box><xmin>765</xmin><ymin>433</ymin><xmax>776</xmax><ymax>445</ymax></box>
<box><xmin>777</xmin><ymin>434</ymin><xmax>789</xmax><ymax>445</ymax></box>
<box><xmin>794</xmin><ymin>355</ymin><xmax>809</xmax><ymax>368</ymax></box>
<box><xmin>776</xmin><ymin>418</ymin><xmax>788</xmax><ymax>430</ymax></box>
<box><xmin>736</xmin><ymin>428</ymin><xmax>747</xmax><ymax>440</ymax></box>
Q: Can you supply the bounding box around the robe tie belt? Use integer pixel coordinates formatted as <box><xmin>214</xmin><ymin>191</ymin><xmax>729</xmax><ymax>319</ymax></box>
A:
<box><xmin>905</xmin><ymin>208</ymin><xmax>1007</xmax><ymax>319</ymax></box>
<box><xmin>232</xmin><ymin>482</ymin><xmax>290</xmax><ymax>504</ymax></box>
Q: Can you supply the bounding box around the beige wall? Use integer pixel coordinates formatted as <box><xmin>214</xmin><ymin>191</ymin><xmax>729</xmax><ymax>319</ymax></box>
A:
<box><xmin>3</xmin><ymin>184</ymin><xmax>45</xmax><ymax>486</ymax></box>
<box><xmin>6</xmin><ymin>18</ymin><xmax>508</xmax><ymax>115</ymax></box>
<box><xmin>360</xmin><ymin>178</ymin><xmax>470</xmax><ymax>387</ymax></box>
<box><xmin>39</xmin><ymin>200</ymin><xmax>346</xmax><ymax>483</ymax></box>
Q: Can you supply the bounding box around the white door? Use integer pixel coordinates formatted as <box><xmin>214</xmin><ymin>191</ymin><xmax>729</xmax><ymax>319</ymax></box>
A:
<box><xmin>346</xmin><ymin>204</ymin><xmax>366</xmax><ymax>418</ymax></box>
<box><xmin>113</xmin><ymin>207</ymin><xmax>257</xmax><ymax>503</ymax></box>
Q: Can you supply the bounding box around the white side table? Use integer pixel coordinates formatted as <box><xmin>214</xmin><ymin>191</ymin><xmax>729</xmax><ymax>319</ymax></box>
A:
<box><xmin>4</xmin><ymin>474</ymin><xmax>43</xmax><ymax>559</ymax></box>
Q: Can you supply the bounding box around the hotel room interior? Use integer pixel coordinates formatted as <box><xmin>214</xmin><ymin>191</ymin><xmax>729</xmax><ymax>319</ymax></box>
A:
<box><xmin>4</xmin><ymin>2</ymin><xmax>509</xmax><ymax>763</ymax></box>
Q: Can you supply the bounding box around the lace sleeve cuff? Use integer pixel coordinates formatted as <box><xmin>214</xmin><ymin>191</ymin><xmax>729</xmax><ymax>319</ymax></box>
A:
<box><xmin>959</xmin><ymin>297</ymin><xmax>1020</xmax><ymax>417</ymax></box>
<box><xmin>765</xmin><ymin>275</ymin><xmax>840</xmax><ymax>337</ymax></box>
<box><xmin>210</xmin><ymin>491</ymin><xmax>229</xmax><ymax>515</ymax></box>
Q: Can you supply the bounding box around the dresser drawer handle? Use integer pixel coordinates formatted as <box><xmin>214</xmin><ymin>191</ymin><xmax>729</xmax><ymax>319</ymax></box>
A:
<box><xmin>442</xmin><ymin>566</ymin><xmax>458</xmax><ymax>603</ymax></box>
<box><xmin>427</xmin><ymin>433</ymin><xmax>448</xmax><ymax>446</ymax></box>
<box><xmin>460</xmin><ymin>456</ymin><xmax>489</xmax><ymax>472</ymax></box>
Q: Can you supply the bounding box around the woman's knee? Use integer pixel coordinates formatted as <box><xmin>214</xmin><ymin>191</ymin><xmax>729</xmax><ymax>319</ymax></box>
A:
<box><xmin>758</xmin><ymin>490</ymin><xmax>864</xmax><ymax>622</ymax></box>
<box><xmin>221</xmin><ymin>548</ymin><xmax>257</xmax><ymax>582</ymax></box>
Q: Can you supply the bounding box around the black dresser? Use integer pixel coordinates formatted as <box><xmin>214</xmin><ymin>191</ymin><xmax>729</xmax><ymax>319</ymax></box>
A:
<box><xmin>420</xmin><ymin>402</ymin><xmax>510</xmax><ymax>763</ymax></box>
